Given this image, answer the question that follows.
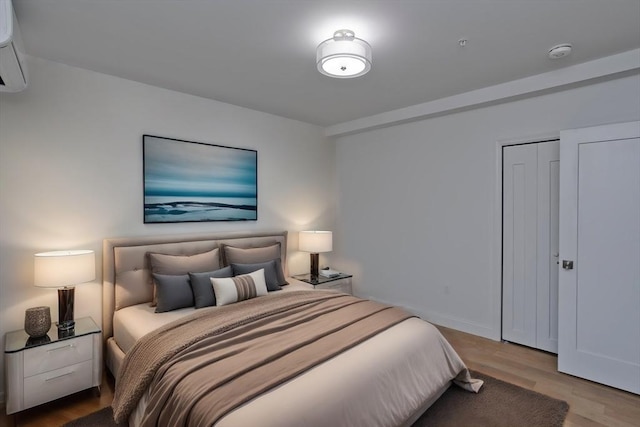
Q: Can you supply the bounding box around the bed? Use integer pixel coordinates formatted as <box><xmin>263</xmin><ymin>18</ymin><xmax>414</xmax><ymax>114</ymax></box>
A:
<box><xmin>103</xmin><ymin>230</ymin><xmax>481</xmax><ymax>426</ymax></box>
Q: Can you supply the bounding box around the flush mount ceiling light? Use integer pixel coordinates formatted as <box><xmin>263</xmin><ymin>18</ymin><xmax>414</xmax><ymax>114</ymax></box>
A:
<box><xmin>316</xmin><ymin>29</ymin><xmax>372</xmax><ymax>78</ymax></box>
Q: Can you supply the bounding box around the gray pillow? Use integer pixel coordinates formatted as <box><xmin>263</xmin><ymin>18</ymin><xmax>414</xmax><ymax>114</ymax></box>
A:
<box><xmin>148</xmin><ymin>248</ymin><xmax>221</xmax><ymax>306</ymax></box>
<box><xmin>223</xmin><ymin>243</ymin><xmax>288</xmax><ymax>286</ymax></box>
<box><xmin>231</xmin><ymin>260</ymin><xmax>281</xmax><ymax>291</ymax></box>
<box><xmin>189</xmin><ymin>266</ymin><xmax>233</xmax><ymax>308</ymax></box>
<box><xmin>153</xmin><ymin>273</ymin><xmax>194</xmax><ymax>313</ymax></box>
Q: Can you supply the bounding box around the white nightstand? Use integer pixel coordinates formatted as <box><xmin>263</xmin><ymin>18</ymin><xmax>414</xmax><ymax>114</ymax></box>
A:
<box><xmin>293</xmin><ymin>273</ymin><xmax>353</xmax><ymax>295</ymax></box>
<box><xmin>4</xmin><ymin>316</ymin><xmax>102</xmax><ymax>414</ymax></box>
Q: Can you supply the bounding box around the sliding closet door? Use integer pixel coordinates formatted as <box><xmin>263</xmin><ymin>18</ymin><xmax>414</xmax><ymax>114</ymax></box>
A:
<box><xmin>502</xmin><ymin>144</ymin><xmax>538</xmax><ymax>348</ymax></box>
<box><xmin>536</xmin><ymin>143</ymin><xmax>560</xmax><ymax>353</ymax></box>
<box><xmin>502</xmin><ymin>141</ymin><xmax>559</xmax><ymax>352</ymax></box>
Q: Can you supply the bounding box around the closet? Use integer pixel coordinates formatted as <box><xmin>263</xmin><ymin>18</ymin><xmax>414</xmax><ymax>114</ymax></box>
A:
<box><xmin>502</xmin><ymin>121</ymin><xmax>639</xmax><ymax>394</ymax></box>
<box><xmin>502</xmin><ymin>140</ymin><xmax>559</xmax><ymax>353</ymax></box>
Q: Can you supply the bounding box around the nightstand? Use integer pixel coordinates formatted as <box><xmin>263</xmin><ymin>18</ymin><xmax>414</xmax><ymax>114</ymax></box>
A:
<box><xmin>293</xmin><ymin>273</ymin><xmax>353</xmax><ymax>295</ymax></box>
<box><xmin>4</xmin><ymin>316</ymin><xmax>102</xmax><ymax>414</ymax></box>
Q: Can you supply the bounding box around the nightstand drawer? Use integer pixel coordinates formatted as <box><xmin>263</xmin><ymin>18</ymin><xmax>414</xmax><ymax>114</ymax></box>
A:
<box><xmin>23</xmin><ymin>335</ymin><xmax>93</xmax><ymax>377</ymax></box>
<box><xmin>23</xmin><ymin>359</ymin><xmax>93</xmax><ymax>409</ymax></box>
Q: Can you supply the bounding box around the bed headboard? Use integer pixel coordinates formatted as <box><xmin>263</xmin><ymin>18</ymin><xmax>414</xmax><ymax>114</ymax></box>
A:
<box><xmin>102</xmin><ymin>230</ymin><xmax>288</xmax><ymax>340</ymax></box>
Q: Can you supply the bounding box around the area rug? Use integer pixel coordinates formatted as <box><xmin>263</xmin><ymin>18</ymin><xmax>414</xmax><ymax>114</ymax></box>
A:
<box><xmin>63</xmin><ymin>371</ymin><xmax>568</xmax><ymax>427</ymax></box>
<box><xmin>412</xmin><ymin>371</ymin><xmax>569</xmax><ymax>427</ymax></box>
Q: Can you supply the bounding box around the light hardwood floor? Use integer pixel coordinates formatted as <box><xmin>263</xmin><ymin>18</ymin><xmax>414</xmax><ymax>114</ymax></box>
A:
<box><xmin>440</xmin><ymin>326</ymin><xmax>640</xmax><ymax>427</ymax></box>
<box><xmin>1</xmin><ymin>326</ymin><xmax>638</xmax><ymax>427</ymax></box>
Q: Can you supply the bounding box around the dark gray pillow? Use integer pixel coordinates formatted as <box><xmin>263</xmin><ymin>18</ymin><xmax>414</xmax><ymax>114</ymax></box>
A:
<box><xmin>222</xmin><ymin>244</ymin><xmax>289</xmax><ymax>286</ymax></box>
<box><xmin>189</xmin><ymin>266</ymin><xmax>233</xmax><ymax>308</ymax></box>
<box><xmin>231</xmin><ymin>260</ymin><xmax>281</xmax><ymax>291</ymax></box>
<box><xmin>148</xmin><ymin>248</ymin><xmax>221</xmax><ymax>306</ymax></box>
<box><xmin>153</xmin><ymin>273</ymin><xmax>194</xmax><ymax>313</ymax></box>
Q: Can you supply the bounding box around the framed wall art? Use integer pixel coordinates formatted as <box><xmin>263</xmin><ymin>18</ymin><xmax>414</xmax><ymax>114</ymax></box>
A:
<box><xmin>143</xmin><ymin>135</ymin><xmax>257</xmax><ymax>223</ymax></box>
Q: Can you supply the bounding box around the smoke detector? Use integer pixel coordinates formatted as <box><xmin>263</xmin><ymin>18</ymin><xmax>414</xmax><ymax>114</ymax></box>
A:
<box><xmin>548</xmin><ymin>44</ymin><xmax>572</xmax><ymax>59</ymax></box>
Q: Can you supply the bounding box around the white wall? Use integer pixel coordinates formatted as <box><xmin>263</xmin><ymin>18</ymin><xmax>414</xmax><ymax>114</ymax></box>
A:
<box><xmin>0</xmin><ymin>56</ymin><xmax>336</xmax><ymax>400</ymax></box>
<box><xmin>334</xmin><ymin>73</ymin><xmax>640</xmax><ymax>340</ymax></box>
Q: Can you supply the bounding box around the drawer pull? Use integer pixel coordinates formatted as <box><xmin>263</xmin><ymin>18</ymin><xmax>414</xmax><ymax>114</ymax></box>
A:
<box><xmin>47</xmin><ymin>344</ymin><xmax>75</xmax><ymax>353</ymax></box>
<box><xmin>45</xmin><ymin>371</ymin><xmax>74</xmax><ymax>382</ymax></box>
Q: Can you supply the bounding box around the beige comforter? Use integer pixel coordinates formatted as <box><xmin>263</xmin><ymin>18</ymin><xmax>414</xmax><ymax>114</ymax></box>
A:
<box><xmin>112</xmin><ymin>290</ymin><xmax>416</xmax><ymax>426</ymax></box>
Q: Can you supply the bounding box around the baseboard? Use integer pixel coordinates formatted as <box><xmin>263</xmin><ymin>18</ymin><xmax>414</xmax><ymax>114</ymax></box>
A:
<box><xmin>417</xmin><ymin>309</ymin><xmax>499</xmax><ymax>341</ymax></box>
<box><xmin>363</xmin><ymin>294</ymin><xmax>500</xmax><ymax>341</ymax></box>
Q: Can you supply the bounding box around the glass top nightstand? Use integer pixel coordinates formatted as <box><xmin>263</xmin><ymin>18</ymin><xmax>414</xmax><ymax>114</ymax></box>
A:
<box><xmin>293</xmin><ymin>273</ymin><xmax>353</xmax><ymax>286</ymax></box>
<box><xmin>5</xmin><ymin>316</ymin><xmax>101</xmax><ymax>354</ymax></box>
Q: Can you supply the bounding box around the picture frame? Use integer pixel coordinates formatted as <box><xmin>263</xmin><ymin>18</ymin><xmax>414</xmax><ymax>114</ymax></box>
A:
<box><xmin>143</xmin><ymin>135</ymin><xmax>258</xmax><ymax>223</ymax></box>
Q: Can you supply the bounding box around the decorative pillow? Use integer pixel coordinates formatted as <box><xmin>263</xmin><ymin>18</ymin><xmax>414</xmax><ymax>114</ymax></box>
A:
<box><xmin>222</xmin><ymin>243</ymin><xmax>288</xmax><ymax>286</ymax></box>
<box><xmin>211</xmin><ymin>269</ymin><xmax>268</xmax><ymax>306</ymax></box>
<box><xmin>153</xmin><ymin>273</ymin><xmax>194</xmax><ymax>313</ymax></box>
<box><xmin>148</xmin><ymin>248</ymin><xmax>221</xmax><ymax>306</ymax></box>
<box><xmin>231</xmin><ymin>260</ymin><xmax>281</xmax><ymax>292</ymax></box>
<box><xmin>189</xmin><ymin>266</ymin><xmax>233</xmax><ymax>308</ymax></box>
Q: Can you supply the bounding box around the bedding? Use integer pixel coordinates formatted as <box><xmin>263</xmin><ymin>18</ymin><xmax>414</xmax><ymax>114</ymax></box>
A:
<box><xmin>210</xmin><ymin>268</ymin><xmax>268</xmax><ymax>305</ymax></box>
<box><xmin>152</xmin><ymin>273</ymin><xmax>194</xmax><ymax>312</ymax></box>
<box><xmin>230</xmin><ymin>260</ymin><xmax>282</xmax><ymax>291</ymax></box>
<box><xmin>103</xmin><ymin>231</ymin><xmax>481</xmax><ymax>427</ymax></box>
<box><xmin>189</xmin><ymin>266</ymin><xmax>233</xmax><ymax>308</ymax></box>
<box><xmin>113</xmin><ymin>290</ymin><xmax>480</xmax><ymax>427</ymax></box>
<box><xmin>113</xmin><ymin>304</ymin><xmax>194</xmax><ymax>354</ymax></box>
<box><xmin>148</xmin><ymin>248</ymin><xmax>222</xmax><ymax>306</ymax></box>
<box><xmin>222</xmin><ymin>243</ymin><xmax>288</xmax><ymax>286</ymax></box>
<box><xmin>112</xmin><ymin>282</ymin><xmax>311</xmax><ymax>355</ymax></box>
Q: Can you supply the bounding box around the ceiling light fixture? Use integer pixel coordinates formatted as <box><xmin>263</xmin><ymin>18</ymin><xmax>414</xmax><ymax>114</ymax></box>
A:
<box><xmin>316</xmin><ymin>29</ymin><xmax>372</xmax><ymax>78</ymax></box>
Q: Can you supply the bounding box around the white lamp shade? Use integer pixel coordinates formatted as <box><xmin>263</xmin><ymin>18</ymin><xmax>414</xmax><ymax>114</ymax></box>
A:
<box><xmin>34</xmin><ymin>250</ymin><xmax>96</xmax><ymax>288</ymax></box>
<box><xmin>316</xmin><ymin>30</ymin><xmax>372</xmax><ymax>78</ymax></box>
<box><xmin>299</xmin><ymin>231</ymin><xmax>333</xmax><ymax>253</ymax></box>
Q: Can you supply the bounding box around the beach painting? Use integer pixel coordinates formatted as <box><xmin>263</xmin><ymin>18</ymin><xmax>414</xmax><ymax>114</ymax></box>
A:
<box><xmin>143</xmin><ymin>135</ymin><xmax>257</xmax><ymax>223</ymax></box>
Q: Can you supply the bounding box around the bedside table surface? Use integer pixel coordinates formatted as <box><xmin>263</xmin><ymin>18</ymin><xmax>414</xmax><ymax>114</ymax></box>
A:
<box><xmin>293</xmin><ymin>273</ymin><xmax>353</xmax><ymax>286</ymax></box>
<box><xmin>5</xmin><ymin>316</ymin><xmax>101</xmax><ymax>354</ymax></box>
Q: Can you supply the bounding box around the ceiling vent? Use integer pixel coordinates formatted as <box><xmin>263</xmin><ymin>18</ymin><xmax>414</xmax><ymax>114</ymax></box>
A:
<box><xmin>0</xmin><ymin>0</ymin><xmax>28</xmax><ymax>92</ymax></box>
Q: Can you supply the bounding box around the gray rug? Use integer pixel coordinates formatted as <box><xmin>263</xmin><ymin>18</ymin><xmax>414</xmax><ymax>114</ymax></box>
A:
<box><xmin>63</xmin><ymin>371</ymin><xmax>569</xmax><ymax>427</ymax></box>
<box><xmin>412</xmin><ymin>371</ymin><xmax>569</xmax><ymax>427</ymax></box>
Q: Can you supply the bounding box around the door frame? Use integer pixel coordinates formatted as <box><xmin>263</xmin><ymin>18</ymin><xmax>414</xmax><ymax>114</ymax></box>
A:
<box><xmin>492</xmin><ymin>132</ymin><xmax>559</xmax><ymax>342</ymax></box>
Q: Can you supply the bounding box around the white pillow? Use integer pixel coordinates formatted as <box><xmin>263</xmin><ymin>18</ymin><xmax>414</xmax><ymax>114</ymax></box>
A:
<box><xmin>211</xmin><ymin>269</ymin><xmax>268</xmax><ymax>306</ymax></box>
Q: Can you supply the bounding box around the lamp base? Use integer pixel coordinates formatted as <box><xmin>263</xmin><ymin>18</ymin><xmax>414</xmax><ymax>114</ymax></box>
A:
<box><xmin>57</xmin><ymin>287</ymin><xmax>75</xmax><ymax>331</ymax></box>
<box><xmin>309</xmin><ymin>253</ymin><xmax>320</xmax><ymax>280</ymax></box>
<box><xmin>57</xmin><ymin>320</ymin><xmax>75</xmax><ymax>332</ymax></box>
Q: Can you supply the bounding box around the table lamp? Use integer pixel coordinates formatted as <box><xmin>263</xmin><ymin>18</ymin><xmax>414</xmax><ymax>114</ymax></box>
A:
<box><xmin>299</xmin><ymin>231</ymin><xmax>332</xmax><ymax>280</ymax></box>
<box><xmin>34</xmin><ymin>250</ymin><xmax>95</xmax><ymax>331</ymax></box>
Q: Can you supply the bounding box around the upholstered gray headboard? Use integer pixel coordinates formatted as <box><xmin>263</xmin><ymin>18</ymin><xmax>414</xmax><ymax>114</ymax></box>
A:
<box><xmin>102</xmin><ymin>230</ymin><xmax>288</xmax><ymax>340</ymax></box>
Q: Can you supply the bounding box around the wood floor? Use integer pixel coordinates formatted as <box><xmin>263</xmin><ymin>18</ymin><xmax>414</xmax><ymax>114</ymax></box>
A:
<box><xmin>1</xmin><ymin>326</ymin><xmax>638</xmax><ymax>427</ymax></box>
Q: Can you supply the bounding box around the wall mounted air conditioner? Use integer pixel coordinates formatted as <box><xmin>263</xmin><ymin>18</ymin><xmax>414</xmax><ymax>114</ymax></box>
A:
<box><xmin>0</xmin><ymin>0</ymin><xmax>28</xmax><ymax>92</ymax></box>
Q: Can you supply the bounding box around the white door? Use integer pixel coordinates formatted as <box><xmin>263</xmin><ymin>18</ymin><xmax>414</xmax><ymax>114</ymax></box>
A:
<box><xmin>558</xmin><ymin>121</ymin><xmax>640</xmax><ymax>394</ymax></box>
<box><xmin>502</xmin><ymin>141</ymin><xmax>559</xmax><ymax>353</ymax></box>
<box><xmin>536</xmin><ymin>143</ymin><xmax>560</xmax><ymax>353</ymax></box>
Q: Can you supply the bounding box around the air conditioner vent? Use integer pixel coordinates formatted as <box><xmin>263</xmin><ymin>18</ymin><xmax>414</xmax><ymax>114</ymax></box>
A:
<box><xmin>0</xmin><ymin>0</ymin><xmax>28</xmax><ymax>92</ymax></box>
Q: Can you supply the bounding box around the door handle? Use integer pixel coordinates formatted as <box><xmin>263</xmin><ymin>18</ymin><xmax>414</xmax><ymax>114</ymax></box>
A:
<box><xmin>562</xmin><ymin>260</ymin><xmax>574</xmax><ymax>270</ymax></box>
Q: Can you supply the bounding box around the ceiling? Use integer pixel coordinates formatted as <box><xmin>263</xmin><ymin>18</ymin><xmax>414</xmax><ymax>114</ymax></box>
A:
<box><xmin>12</xmin><ymin>0</ymin><xmax>640</xmax><ymax>128</ymax></box>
